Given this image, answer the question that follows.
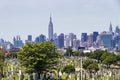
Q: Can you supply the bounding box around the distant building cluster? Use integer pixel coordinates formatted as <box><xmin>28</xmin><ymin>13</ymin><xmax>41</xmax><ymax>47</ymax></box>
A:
<box><xmin>0</xmin><ymin>16</ymin><xmax>120</xmax><ymax>54</ymax></box>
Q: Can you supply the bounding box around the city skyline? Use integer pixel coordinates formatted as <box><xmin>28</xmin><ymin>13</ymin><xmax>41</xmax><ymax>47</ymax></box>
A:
<box><xmin>0</xmin><ymin>0</ymin><xmax>120</xmax><ymax>42</ymax></box>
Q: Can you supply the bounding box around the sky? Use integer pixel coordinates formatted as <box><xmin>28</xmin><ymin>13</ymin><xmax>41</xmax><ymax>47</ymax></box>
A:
<box><xmin>0</xmin><ymin>0</ymin><xmax>120</xmax><ymax>42</ymax></box>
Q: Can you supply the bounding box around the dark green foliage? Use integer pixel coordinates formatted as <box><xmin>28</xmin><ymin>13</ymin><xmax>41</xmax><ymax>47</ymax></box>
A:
<box><xmin>100</xmin><ymin>52</ymin><xmax>109</xmax><ymax>62</ymax></box>
<box><xmin>116</xmin><ymin>53</ymin><xmax>120</xmax><ymax>61</ymax></box>
<box><xmin>17</xmin><ymin>41</ymin><xmax>62</xmax><ymax>73</ymax></box>
<box><xmin>0</xmin><ymin>51</ymin><xmax>5</xmax><ymax>69</ymax></box>
<box><xmin>82</xmin><ymin>59</ymin><xmax>99</xmax><ymax>73</ymax></box>
<box><xmin>72</xmin><ymin>51</ymin><xmax>84</xmax><ymax>57</ymax></box>
<box><xmin>0</xmin><ymin>51</ymin><xmax>5</xmax><ymax>79</ymax></box>
<box><xmin>84</xmin><ymin>52</ymin><xmax>94</xmax><ymax>58</ymax></box>
<box><xmin>6</xmin><ymin>52</ymin><xmax>17</xmax><ymax>59</ymax></box>
<box><xmin>87</xmin><ymin>62</ymin><xmax>99</xmax><ymax>73</ymax></box>
<box><xmin>102</xmin><ymin>53</ymin><xmax>117</xmax><ymax>68</ymax></box>
<box><xmin>62</xmin><ymin>65</ymin><xmax>75</xmax><ymax>73</ymax></box>
<box><xmin>93</xmin><ymin>50</ymin><xmax>104</xmax><ymax>63</ymax></box>
<box><xmin>64</xmin><ymin>46</ymin><xmax>72</xmax><ymax>56</ymax></box>
<box><xmin>82</xmin><ymin>59</ymin><xmax>93</xmax><ymax>70</ymax></box>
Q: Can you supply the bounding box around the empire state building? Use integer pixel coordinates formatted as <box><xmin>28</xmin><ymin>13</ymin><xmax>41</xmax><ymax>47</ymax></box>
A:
<box><xmin>48</xmin><ymin>15</ymin><xmax>53</xmax><ymax>41</ymax></box>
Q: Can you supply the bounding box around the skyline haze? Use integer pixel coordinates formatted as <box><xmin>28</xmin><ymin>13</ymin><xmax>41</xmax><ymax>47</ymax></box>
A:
<box><xmin>0</xmin><ymin>0</ymin><xmax>120</xmax><ymax>42</ymax></box>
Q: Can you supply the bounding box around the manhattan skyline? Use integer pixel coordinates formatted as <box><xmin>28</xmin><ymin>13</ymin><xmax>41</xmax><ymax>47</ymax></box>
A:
<box><xmin>0</xmin><ymin>0</ymin><xmax>120</xmax><ymax>42</ymax></box>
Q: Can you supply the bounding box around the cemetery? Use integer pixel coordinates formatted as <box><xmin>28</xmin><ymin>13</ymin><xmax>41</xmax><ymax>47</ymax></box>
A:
<box><xmin>0</xmin><ymin>42</ymin><xmax>120</xmax><ymax>80</ymax></box>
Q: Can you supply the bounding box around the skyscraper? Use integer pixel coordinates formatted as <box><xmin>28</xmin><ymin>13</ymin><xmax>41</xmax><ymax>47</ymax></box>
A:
<box><xmin>58</xmin><ymin>33</ymin><xmax>64</xmax><ymax>48</ymax></box>
<box><xmin>35</xmin><ymin>34</ymin><xmax>46</xmax><ymax>42</ymax></box>
<box><xmin>39</xmin><ymin>34</ymin><xmax>46</xmax><ymax>42</ymax></box>
<box><xmin>81</xmin><ymin>33</ymin><xmax>88</xmax><ymax>47</ymax></box>
<box><xmin>87</xmin><ymin>34</ymin><xmax>93</xmax><ymax>47</ymax></box>
<box><xmin>93</xmin><ymin>32</ymin><xmax>99</xmax><ymax>42</ymax></box>
<box><xmin>28</xmin><ymin>35</ymin><xmax>32</xmax><ymax>42</ymax></box>
<box><xmin>115</xmin><ymin>26</ymin><xmax>120</xmax><ymax>34</ymax></box>
<box><xmin>100</xmin><ymin>32</ymin><xmax>113</xmax><ymax>49</ymax></box>
<box><xmin>13</xmin><ymin>36</ymin><xmax>24</xmax><ymax>48</ymax></box>
<box><xmin>48</xmin><ymin>15</ymin><xmax>53</xmax><ymax>41</ymax></box>
<box><xmin>81</xmin><ymin>33</ymin><xmax>88</xmax><ymax>42</ymax></box>
<box><xmin>109</xmin><ymin>22</ymin><xmax>113</xmax><ymax>33</ymax></box>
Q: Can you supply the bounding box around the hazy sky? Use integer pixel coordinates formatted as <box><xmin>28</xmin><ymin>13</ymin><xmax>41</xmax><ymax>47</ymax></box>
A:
<box><xmin>0</xmin><ymin>0</ymin><xmax>120</xmax><ymax>42</ymax></box>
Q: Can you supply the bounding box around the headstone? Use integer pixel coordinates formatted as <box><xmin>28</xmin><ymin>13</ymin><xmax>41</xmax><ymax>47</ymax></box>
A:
<box><xmin>19</xmin><ymin>70</ymin><xmax>22</xmax><ymax>80</ymax></box>
<box><xmin>33</xmin><ymin>73</ymin><xmax>37</xmax><ymax>80</ymax></box>
<box><xmin>58</xmin><ymin>71</ymin><xmax>62</xmax><ymax>78</ymax></box>
<box><xmin>11</xmin><ymin>65</ymin><xmax>14</xmax><ymax>75</ymax></box>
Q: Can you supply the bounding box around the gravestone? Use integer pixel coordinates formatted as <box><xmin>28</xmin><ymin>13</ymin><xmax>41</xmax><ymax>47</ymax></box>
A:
<box><xmin>33</xmin><ymin>73</ymin><xmax>37</xmax><ymax>80</ymax></box>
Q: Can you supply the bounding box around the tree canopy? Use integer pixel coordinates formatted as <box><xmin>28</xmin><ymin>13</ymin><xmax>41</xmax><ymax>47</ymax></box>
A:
<box><xmin>72</xmin><ymin>51</ymin><xmax>84</xmax><ymax>57</ymax></box>
<box><xmin>82</xmin><ymin>59</ymin><xmax>99</xmax><ymax>73</ymax></box>
<box><xmin>6</xmin><ymin>52</ymin><xmax>17</xmax><ymax>59</ymax></box>
<box><xmin>93</xmin><ymin>50</ymin><xmax>104</xmax><ymax>63</ymax></box>
<box><xmin>17</xmin><ymin>41</ymin><xmax>62</xmax><ymax>73</ymax></box>
<box><xmin>62</xmin><ymin>65</ymin><xmax>75</xmax><ymax>73</ymax></box>
<box><xmin>0</xmin><ymin>51</ymin><xmax>5</xmax><ymax>70</ymax></box>
<box><xmin>65</xmin><ymin>46</ymin><xmax>72</xmax><ymax>56</ymax></box>
<box><xmin>0</xmin><ymin>51</ymin><xmax>5</xmax><ymax>79</ymax></box>
<box><xmin>116</xmin><ymin>53</ymin><xmax>120</xmax><ymax>61</ymax></box>
<box><xmin>102</xmin><ymin>53</ymin><xmax>116</xmax><ymax>68</ymax></box>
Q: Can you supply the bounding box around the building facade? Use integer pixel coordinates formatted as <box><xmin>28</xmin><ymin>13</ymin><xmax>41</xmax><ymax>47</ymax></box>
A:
<box><xmin>58</xmin><ymin>33</ymin><xmax>64</xmax><ymax>48</ymax></box>
<box><xmin>48</xmin><ymin>15</ymin><xmax>53</xmax><ymax>41</ymax></box>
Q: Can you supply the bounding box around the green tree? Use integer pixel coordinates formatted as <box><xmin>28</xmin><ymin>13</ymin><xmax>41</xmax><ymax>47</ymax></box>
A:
<box><xmin>116</xmin><ymin>53</ymin><xmax>120</xmax><ymax>61</ymax></box>
<box><xmin>72</xmin><ymin>51</ymin><xmax>84</xmax><ymax>57</ymax></box>
<box><xmin>62</xmin><ymin>65</ymin><xmax>75</xmax><ymax>73</ymax></box>
<box><xmin>100</xmin><ymin>52</ymin><xmax>109</xmax><ymax>62</ymax></box>
<box><xmin>65</xmin><ymin>46</ymin><xmax>72</xmax><ymax>56</ymax></box>
<box><xmin>0</xmin><ymin>51</ymin><xmax>5</xmax><ymax>79</ymax></box>
<box><xmin>93</xmin><ymin>50</ymin><xmax>104</xmax><ymax>63</ymax></box>
<box><xmin>84</xmin><ymin>52</ymin><xmax>94</xmax><ymax>58</ymax></box>
<box><xmin>102</xmin><ymin>54</ymin><xmax>116</xmax><ymax>68</ymax></box>
<box><xmin>17</xmin><ymin>42</ymin><xmax>62</xmax><ymax>76</ymax></box>
<box><xmin>62</xmin><ymin>65</ymin><xmax>75</xmax><ymax>80</ymax></box>
<box><xmin>82</xmin><ymin>59</ymin><xmax>99</xmax><ymax>72</ymax></box>
<box><xmin>82</xmin><ymin>59</ymin><xmax>99</xmax><ymax>78</ymax></box>
<box><xmin>6</xmin><ymin>52</ymin><xmax>17</xmax><ymax>59</ymax></box>
<box><xmin>87</xmin><ymin>62</ymin><xmax>99</xmax><ymax>73</ymax></box>
<box><xmin>82</xmin><ymin>59</ymin><xmax>93</xmax><ymax>70</ymax></box>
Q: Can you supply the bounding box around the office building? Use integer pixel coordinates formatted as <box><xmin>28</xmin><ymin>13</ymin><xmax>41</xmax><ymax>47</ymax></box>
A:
<box><xmin>58</xmin><ymin>33</ymin><xmax>64</xmax><ymax>48</ymax></box>
<box><xmin>93</xmin><ymin>32</ymin><xmax>99</xmax><ymax>42</ymax></box>
<box><xmin>35</xmin><ymin>34</ymin><xmax>46</xmax><ymax>42</ymax></box>
<box><xmin>109</xmin><ymin>22</ymin><xmax>113</xmax><ymax>33</ymax></box>
<box><xmin>81</xmin><ymin>33</ymin><xmax>88</xmax><ymax>47</ymax></box>
<box><xmin>28</xmin><ymin>35</ymin><xmax>32</xmax><ymax>42</ymax></box>
<box><xmin>39</xmin><ymin>34</ymin><xmax>46</xmax><ymax>42</ymax></box>
<box><xmin>87</xmin><ymin>34</ymin><xmax>93</xmax><ymax>47</ymax></box>
<box><xmin>48</xmin><ymin>15</ymin><xmax>53</xmax><ymax>41</ymax></box>
<box><xmin>73</xmin><ymin>39</ymin><xmax>80</xmax><ymax>50</ymax></box>
<box><xmin>81</xmin><ymin>33</ymin><xmax>88</xmax><ymax>42</ymax></box>
<box><xmin>100</xmin><ymin>32</ymin><xmax>113</xmax><ymax>49</ymax></box>
<box><xmin>13</xmin><ymin>36</ymin><xmax>24</xmax><ymax>48</ymax></box>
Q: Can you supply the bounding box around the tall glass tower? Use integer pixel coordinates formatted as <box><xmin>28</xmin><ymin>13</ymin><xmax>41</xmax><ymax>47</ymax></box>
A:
<box><xmin>109</xmin><ymin>22</ymin><xmax>113</xmax><ymax>33</ymax></box>
<box><xmin>48</xmin><ymin>15</ymin><xmax>53</xmax><ymax>41</ymax></box>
